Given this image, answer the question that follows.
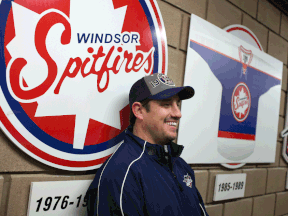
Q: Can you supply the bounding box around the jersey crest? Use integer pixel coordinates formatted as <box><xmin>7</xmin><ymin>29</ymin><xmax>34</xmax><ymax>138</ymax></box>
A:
<box><xmin>238</xmin><ymin>45</ymin><xmax>253</xmax><ymax>78</ymax></box>
<box><xmin>232</xmin><ymin>82</ymin><xmax>251</xmax><ymax>123</ymax></box>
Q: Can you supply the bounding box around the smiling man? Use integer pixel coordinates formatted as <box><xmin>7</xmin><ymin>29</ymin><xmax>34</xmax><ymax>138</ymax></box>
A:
<box><xmin>132</xmin><ymin>94</ymin><xmax>182</xmax><ymax>146</ymax></box>
<box><xmin>86</xmin><ymin>73</ymin><xmax>208</xmax><ymax>216</ymax></box>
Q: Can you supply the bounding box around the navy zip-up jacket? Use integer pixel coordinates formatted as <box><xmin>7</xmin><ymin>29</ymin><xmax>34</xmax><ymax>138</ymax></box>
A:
<box><xmin>86</xmin><ymin>127</ymin><xmax>208</xmax><ymax>216</ymax></box>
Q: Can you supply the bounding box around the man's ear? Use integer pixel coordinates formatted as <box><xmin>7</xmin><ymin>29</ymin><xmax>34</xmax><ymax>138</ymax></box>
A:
<box><xmin>132</xmin><ymin>102</ymin><xmax>144</xmax><ymax>121</ymax></box>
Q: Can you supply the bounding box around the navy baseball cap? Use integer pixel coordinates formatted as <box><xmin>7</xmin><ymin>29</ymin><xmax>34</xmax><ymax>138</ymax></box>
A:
<box><xmin>129</xmin><ymin>73</ymin><xmax>194</xmax><ymax>107</ymax></box>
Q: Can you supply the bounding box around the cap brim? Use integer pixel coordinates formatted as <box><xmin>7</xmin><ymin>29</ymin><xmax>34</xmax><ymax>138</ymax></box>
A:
<box><xmin>148</xmin><ymin>86</ymin><xmax>194</xmax><ymax>101</ymax></box>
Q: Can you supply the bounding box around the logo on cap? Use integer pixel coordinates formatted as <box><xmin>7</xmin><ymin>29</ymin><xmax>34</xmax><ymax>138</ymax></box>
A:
<box><xmin>157</xmin><ymin>74</ymin><xmax>175</xmax><ymax>86</ymax></box>
<box><xmin>150</xmin><ymin>79</ymin><xmax>160</xmax><ymax>88</ymax></box>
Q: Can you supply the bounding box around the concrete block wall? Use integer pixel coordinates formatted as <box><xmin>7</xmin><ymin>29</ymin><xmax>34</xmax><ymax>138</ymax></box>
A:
<box><xmin>0</xmin><ymin>0</ymin><xmax>288</xmax><ymax>215</ymax></box>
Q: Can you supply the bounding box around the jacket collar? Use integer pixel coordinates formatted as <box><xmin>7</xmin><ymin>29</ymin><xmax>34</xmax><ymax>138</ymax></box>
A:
<box><xmin>125</xmin><ymin>126</ymin><xmax>184</xmax><ymax>159</ymax></box>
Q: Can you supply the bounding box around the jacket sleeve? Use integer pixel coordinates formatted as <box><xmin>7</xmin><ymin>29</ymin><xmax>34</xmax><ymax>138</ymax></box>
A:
<box><xmin>196</xmin><ymin>188</ymin><xmax>209</xmax><ymax>216</ymax></box>
<box><xmin>192</xmin><ymin>171</ymin><xmax>209</xmax><ymax>216</ymax></box>
<box><xmin>86</xmin><ymin>167</ymin><xmax>146</xmax><ymax>216</ymax></box>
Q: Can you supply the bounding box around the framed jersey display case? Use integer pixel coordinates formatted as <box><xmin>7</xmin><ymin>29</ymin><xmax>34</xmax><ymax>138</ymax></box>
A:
<box><xmin>178</xmin><ymin>14</ymin><xmax>282</xmax><ymax>164</ymax></box>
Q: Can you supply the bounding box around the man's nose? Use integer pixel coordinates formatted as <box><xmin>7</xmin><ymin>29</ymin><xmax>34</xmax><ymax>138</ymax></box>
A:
<box><xmin>172</xmin><ymin>103</ymin><xmax>182</xmax><ymax>119</ymax></box>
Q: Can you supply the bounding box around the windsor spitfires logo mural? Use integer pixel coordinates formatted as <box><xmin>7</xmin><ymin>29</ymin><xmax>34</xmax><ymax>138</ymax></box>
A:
<box><xmin>0</xmin><ymin>0</ymin><xmax>167</xmax><ymax>170</ymax></box>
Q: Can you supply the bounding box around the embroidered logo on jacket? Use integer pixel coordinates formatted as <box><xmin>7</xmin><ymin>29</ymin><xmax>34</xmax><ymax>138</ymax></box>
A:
<box><xmin>183</xmin><ymin>173</ymin><xmax>193</xmax><ymax>188</ymax></box>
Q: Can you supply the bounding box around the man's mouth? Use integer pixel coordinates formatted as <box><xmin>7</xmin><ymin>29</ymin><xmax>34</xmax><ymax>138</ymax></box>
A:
<box><xmin>165</xmin><ymin>122</ymin><xmax>177</xmax><ymax>127</ymax></box>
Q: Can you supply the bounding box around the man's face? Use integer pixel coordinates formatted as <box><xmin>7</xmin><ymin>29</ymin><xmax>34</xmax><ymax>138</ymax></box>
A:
<box><xmin>142</xmin><ymin>95</ymin><xmax>182</xmax><ymax>145</ymax></box>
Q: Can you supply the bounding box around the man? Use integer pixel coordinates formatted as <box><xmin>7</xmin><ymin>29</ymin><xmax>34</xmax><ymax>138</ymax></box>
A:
<box><xmin>86</xmin><ymin>73</ymin><xmax>208</xmax><ymax>216</ymax></box>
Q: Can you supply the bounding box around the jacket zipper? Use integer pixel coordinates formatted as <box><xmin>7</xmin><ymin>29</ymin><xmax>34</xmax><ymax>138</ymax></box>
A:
<box><xmin>164</xmin><ymin>145</ymin><xmax>183</xmax><ymax>191</ymax></box>
<box><xmin>164</xmin><ymin>145</ymin><xmax>205</xmax><ymax>215</ymax></box>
